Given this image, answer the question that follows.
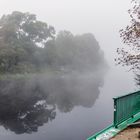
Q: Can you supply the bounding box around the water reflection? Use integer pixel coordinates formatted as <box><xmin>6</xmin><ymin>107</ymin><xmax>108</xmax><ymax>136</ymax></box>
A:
<box><xmin>0</xmin><ymin>72</ymin><xmax>106</xmax><ymax>134</ymax></box>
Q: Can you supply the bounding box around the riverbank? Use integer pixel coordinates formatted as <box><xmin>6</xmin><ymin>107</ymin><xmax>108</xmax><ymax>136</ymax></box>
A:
<box><xmin>111</xmin><ymin>127</ymin><xmax>140</xmax><ymax>140</ymax></box>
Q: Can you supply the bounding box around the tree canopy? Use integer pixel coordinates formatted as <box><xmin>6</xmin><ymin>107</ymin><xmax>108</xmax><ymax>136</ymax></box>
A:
<box><xmin>0</xmin><ymin>11</ymin><xmax>55</xmax><ymax>73</ymax></box>
<box><xmin>51</xmin><ymin>31</ymin><xmax>105</xmax><ymax>72</ymax></box>
<box><xmin>0</xmin><ymin>11</ymin><xmax>106</xmax><ymax>74</ymax></box>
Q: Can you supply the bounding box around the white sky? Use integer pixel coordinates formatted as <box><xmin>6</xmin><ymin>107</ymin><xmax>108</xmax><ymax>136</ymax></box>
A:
<box><xmin>0</xmin><ymin>0</ymin><xmax>132</xmax><ymax>64</ymax></box>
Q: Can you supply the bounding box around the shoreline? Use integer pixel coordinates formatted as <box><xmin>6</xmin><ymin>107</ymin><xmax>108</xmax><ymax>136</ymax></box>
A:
<box><xmin>111</xmin><ymin>127</ymin><xmax>140</xmax><ymax>140</ymax></box>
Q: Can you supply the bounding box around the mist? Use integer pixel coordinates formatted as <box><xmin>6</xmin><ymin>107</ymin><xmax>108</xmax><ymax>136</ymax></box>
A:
<box><xmin>0</xmin><ymin>73</ymin><xmax>107</xmax><ymax>134</ymax></box>
<box><xmin>0</xmin><ymin>33</ymin><xmax>108</xmax><ymax>134</ymax></box>
<box><xmin>0</xmin><ymin>1</ymin><xmax>136</xmax><ymax>140</ymax></box>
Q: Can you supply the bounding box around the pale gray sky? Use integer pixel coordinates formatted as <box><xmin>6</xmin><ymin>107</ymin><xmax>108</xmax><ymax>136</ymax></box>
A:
<box><xmin>0</xmin><ymin>0</ymin><xmax>131</xmax><ymax>64</ymax></box>
<box><xmin>0</xmin><ymin>2</ymin><xmax>136</xmax><ymax>139</ymax></box>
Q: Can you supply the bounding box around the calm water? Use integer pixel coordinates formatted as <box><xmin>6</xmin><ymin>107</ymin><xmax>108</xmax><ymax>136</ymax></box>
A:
<box><xmin>0</xmin><ymin>65</ymin><xmax>136</xmax><ymax>140</ymax></box>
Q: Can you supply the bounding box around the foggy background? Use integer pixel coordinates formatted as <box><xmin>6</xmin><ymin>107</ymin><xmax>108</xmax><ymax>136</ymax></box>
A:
<box><xmin>0</xmin><ymin>0</ymin><xmax>137</xmax><ymax>140</ymax></box>
<box><xmin>0</xmin><ymin>0</ymin><xmax>130</xmax><ymax>56</ymax></box>
<box><xmin>0</xmin><ymin>0</ymin><xmax>135</xmax><ymax>89</ymax></box>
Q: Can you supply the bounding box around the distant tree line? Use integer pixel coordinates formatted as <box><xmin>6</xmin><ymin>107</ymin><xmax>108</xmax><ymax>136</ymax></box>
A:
<box><xmin>0</xmin><ymin>11</ymin><xmax>105</xmax><ymax>74</ymax></box>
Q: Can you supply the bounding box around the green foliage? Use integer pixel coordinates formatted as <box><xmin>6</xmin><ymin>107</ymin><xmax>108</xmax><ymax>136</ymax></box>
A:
<box><xmin>48</xmin><ymin>31</ymin><xmax>105</xmax><ymax>72</ymax></box>
<box><xmin>0</xmin><ymin>11</ymin><xmax>55</xmax><ymax>73</ymax></box>
<box><xmin>0</xmin><ymin>11</ymin><xmax>105</xmax><ymax>74</ymax></box>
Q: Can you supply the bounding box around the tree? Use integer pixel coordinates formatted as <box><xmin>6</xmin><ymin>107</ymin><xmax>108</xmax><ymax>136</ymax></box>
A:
<box><xmin>47</xmin><ymin>30</ymin><xmax>106</xmax><ymax>72</ymax></box>
<box><xmin>0</xmin><ymin>11</ymin><xmax>55</xmax><ymax>47</ymax></box>
<box><xmin>0</xmin><ymin>11</ymin><xmax>55</xmax><ymax>73</ymax></box>
<box><xmin>117</xmin><ymin>0</ymin><xmax>140</xmax><ymax>71</ymax></box>
<box><xmin>0</xmin><ymin>11</ymin><xmax>106</xmax><ymax>74</ymax></box>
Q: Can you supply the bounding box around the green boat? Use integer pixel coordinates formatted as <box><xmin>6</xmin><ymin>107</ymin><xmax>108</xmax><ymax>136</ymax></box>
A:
<box><xmin>87</xmin><ymin>91</ymin><xmax>140</xmax><ymax>140</ymax></box>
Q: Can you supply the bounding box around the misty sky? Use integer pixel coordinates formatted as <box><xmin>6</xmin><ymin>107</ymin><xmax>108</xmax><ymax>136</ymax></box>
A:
<box><xmin>0</xmin><ymin>0</ymin><xmax>131</xmax><ymax>64</ymax></box>
<box><xmin>0</xmin><ymin>1</ymin><xmax>136</xmax><ymax>139</ymax></box>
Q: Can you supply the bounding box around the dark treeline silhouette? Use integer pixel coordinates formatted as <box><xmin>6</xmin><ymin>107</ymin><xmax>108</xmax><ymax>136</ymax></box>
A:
<box><xmin>0</xmin><ymin>11</ymin><xmax>106</xmax><ymax>74</ymax></box>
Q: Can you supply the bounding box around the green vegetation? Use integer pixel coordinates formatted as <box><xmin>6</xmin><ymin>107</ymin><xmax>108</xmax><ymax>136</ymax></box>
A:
<box><xmin>0</xmin><ymin>11</ymin><xmax>105</xmax><ymax>74</ymax></box>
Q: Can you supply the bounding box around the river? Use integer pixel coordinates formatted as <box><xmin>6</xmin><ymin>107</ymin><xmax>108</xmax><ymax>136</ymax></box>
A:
<box><xmin>0</xmin><ymin>63</ymin><xmax>136</xmax><ymax>140</ymax></box>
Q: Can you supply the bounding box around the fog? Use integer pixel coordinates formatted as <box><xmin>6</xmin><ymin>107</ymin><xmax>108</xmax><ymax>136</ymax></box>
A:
<box><xmin>0</xmin><ymin>18</ymin><xmax>108</xmax><ymax>135</ymax></box>
<box><xmin>0</xmin><ymin>0</ymin><xmax>137</xmax><ymax>140</ymax></box>
<box><xmin>0</xmin><ymin>0</ymin><xmax>131</xmax><ymax>65</ymax></box>
<box><xmin>0</xmin><ymin>67</ymin><xmax>107</xmax><ymax>134</ymax></box>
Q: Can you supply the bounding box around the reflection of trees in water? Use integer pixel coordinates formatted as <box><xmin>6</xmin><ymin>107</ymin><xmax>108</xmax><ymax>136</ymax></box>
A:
<box><xmin>0</xmin><ymin>79</ymin><xmax>56</xmax><ymax>134</ymax></box>
<box><xmin>0</xmin><ymin>73</ymin><xmax>105</xmax><ymax>134</ymax></box>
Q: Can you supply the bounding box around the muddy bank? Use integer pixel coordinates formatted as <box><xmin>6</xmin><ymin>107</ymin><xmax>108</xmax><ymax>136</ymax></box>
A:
<box><xmin>111</xmin><ymin>127</ymin><xmax>140</xmax><ymax>140</ymax></box>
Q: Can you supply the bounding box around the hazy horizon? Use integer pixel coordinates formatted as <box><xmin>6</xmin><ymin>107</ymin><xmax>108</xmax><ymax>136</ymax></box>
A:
<box><xmin>0</xmin><ymin>0</ymin><xmax>131</xmax><ymax>65</ymax></box>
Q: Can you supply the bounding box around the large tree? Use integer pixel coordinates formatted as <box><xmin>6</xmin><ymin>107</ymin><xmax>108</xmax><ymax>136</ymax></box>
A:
<box><xmin>0</xmin><ymin>11</ymin><xmax>106</xmax><ymax>74</ymax></box>
<box><xmin>0</xmin><ymin>11</ymin><xmax>55</xmax><ymax>73</ymax></box>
